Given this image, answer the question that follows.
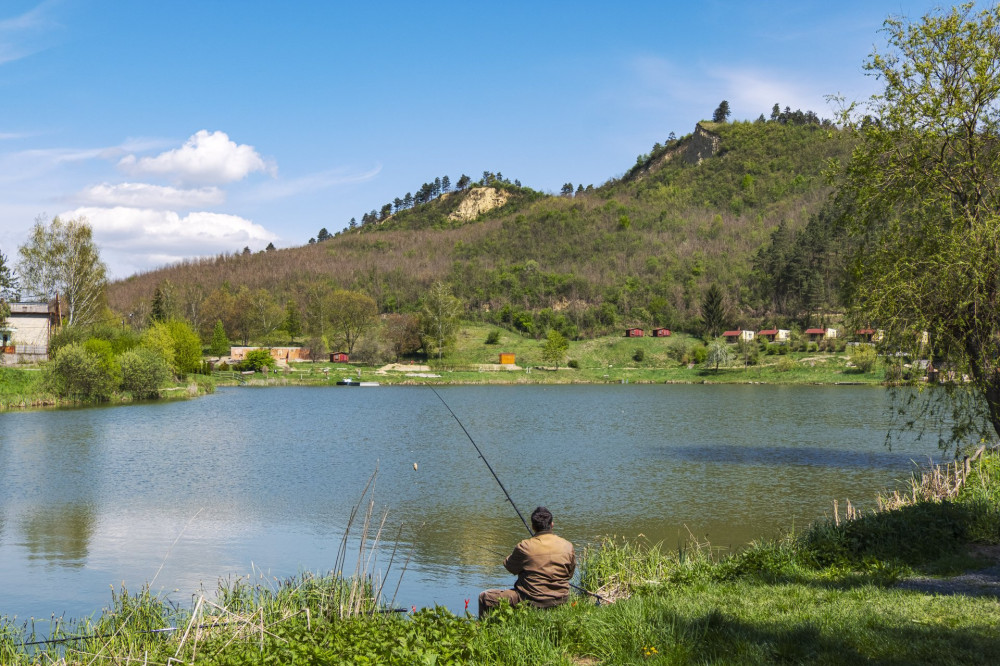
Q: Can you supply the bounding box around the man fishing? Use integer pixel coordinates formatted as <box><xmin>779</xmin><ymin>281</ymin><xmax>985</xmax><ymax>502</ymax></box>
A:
<box><xmin>478</xmin><ymin>506</ymin><xmax>576</xmax><ymax>618</ymax></box>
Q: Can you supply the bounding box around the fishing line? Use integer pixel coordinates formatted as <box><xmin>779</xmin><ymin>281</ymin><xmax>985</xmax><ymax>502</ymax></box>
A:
<box><xmin>430</xmin><ymin>386</ymin><xmax>610</xmax><ymax>604</ymax></box>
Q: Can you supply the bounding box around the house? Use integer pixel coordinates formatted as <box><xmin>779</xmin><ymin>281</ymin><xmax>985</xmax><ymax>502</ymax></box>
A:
<box><xmin>805</xmin><ymin>328</ymin><xmax>838</xmax><ymax>342</ymax></box>
<box><xmin>1</xmin><ymin>298</ymin><xmax>63</xmax><ymax>364</ymax></box>
<box><xmin>330</xmin><ymin>352</ymin><xmax>350</xmax><ymax>363</ymax></box>
<box><xmin>624</xmin><ymin>328</ymin><xmax>644</xmax><ymax>338</ymax></box>
<box><xmin>229</xmin><ymin>346</ymin><xmax>310</xmax><ymax>363</ymax></box>
<box><xmin>651</xmin><ymin>328</ymin><xmax>672</xmax><ymax>337</ymax></box>
<box><xmin>722</xmin><ymin>329</ymin><xmax>755</xmax><ymax>343</ymax></box>
<box><xmin>758</xmin><ymin>329</ymin><xmax>790</xmax><ymax>343</ymax></box>
<box><xmin>855</xmin><ymin>328</ymin><xmax>877</xmax><ymax>343</ymax></box>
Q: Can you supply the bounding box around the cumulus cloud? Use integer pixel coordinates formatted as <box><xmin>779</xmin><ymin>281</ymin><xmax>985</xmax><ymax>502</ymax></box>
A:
<box><xmin>76</xmin><ymin>182</ymin><xmax>225</xmax><ymax>209</ymax></box>
<box><xmin>64</xmin><ymin>206</ymin><xmax>279</xmax><ymax>277</ymax></box>
<box><xmin>118</xmin><ymin>130</ymin><xmax>274</xmax><ymax>185</ymax></box>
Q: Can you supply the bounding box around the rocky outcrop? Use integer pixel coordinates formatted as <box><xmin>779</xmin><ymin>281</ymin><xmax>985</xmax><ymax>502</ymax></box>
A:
<box><xmin>447</xmin><ymin>187</ymin><xmax>511</xmax><ymax>222</ymax></box>
<box><xmin>628</xmin><ymin>122</ymin><xmax>722</xmax><ymax>181</ymax></box>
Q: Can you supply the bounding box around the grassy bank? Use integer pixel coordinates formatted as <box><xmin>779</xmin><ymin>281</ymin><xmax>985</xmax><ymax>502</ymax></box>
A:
<box><xmin>4</xmin><ymin>451</ymin><xmax>999</xmax><ymax>664</ymax></box>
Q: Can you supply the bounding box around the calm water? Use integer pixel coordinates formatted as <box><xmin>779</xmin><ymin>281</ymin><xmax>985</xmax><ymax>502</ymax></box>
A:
<box><xmin>0</xmin><ymin>384</ymin><xmax>946</xmax><ymax>621</ymax></box>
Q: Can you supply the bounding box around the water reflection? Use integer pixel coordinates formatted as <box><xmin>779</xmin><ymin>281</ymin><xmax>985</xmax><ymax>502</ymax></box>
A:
<box><xmin>0</xmin><ymin>384</ymin><xmax>948</xmax><ymax>621</ymax></box>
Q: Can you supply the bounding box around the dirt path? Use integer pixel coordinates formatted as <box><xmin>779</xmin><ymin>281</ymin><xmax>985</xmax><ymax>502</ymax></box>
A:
<box><xmin>896</xmin><ymin>546</ymin><xmax>1000</xmax><ymax>598</ymax></box>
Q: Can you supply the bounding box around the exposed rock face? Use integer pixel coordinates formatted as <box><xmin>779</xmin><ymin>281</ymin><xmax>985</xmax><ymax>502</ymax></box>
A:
<box><xmin>630</xmin><ymin>122</ymin><xmax>722</xmax><ymax>181</ymax></box>
<box><xmin>448</xmin><ymin>187</ymin><xmax>511</xmax><ymax>222</ymax></box>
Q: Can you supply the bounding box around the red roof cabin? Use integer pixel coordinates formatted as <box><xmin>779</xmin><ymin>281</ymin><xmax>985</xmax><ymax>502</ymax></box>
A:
<box><xmin>651</xmin><ymin>328</ymin><xmax>672</xmax><ymax>337</ymax></box>
<box><xmin>330</xmin><ymin>352</ymin><xmax>350</xmax><ymax>363</ymax></box>
<box><xmin>758</xmin><ymin>328</ymin><xmax>790</xmax><ymax>343</ymax></box>
<box><xmin>624</xmin><ymin>328</ymin><xmax>644</xmax><ymax>338</ymax></box>
<box><xmin>855</xmin><ymin>328</ymin><xmax>876</xmax><ymax>342</ymax></box>
<box><xmin>805</xmin><ymin>328</ymin><xmax>838</xmax><ymax>342</ymax></box>
<box><xmin>723</xmin><ymin>329</ymin><xmax>755</xmax><ymax>343</ymax></box>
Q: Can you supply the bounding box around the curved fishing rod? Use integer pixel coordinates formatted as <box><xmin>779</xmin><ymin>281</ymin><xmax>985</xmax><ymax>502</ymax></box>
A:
<box><xmin>430</xmin><ymin>386</ymin><xmax>610</xmax><ymax>605</ymax></box>
<box><xmin>429</xmin><ymin>386</ymin><xmax>532</xmax><ymax>535</ymax></box>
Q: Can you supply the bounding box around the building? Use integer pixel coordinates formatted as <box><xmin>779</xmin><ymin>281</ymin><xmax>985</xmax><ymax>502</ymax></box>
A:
<box><xmin>499</xmin><ymin>352</ymin><xmax>516</xmax><ymax>365</ymax></box>
<box><xmin>1</xmin><ymin>298</ymin><xmax>63</xmax><ymax>364</ymax></box>
<box><xmin>805</xmin><ymin>328</ymin><xmax>838</xmax><ymax>342</ymax></box>
<box><xmin>330</xmin><ymin>352</ymin><xmax>350</xmax><ymax>363</ymax></box>
<box><xmin>624</xmin><ymin>328</ymin><xmax>644</xmax><ymax>338</ymax></box>
<box><xmin>722</xmin><ymin>329</ymin><xmax>755</xmax><ymax>343</ymax></box>
<box><xmin>651</xmin><ymin>328</ymin><xmax>672</xmax><ymax>337</ymax></box>
<box><xmin>758</xmin><ymin>329</ymin><xmax>790</xmax><ymax>343</ymax></box>
<box><xmin>229</xmin><ymin>346</ymin><xmax>310</xmax><ymax>363</ymax></box>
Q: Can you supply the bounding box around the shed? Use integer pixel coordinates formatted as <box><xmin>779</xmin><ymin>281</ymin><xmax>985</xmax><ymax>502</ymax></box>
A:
<box><xmin>758</xmin><ymin>329</ymin><xmax>790</xmax><ymax>343</ymax></box>
<box><xmin>651</xmin><ymin>328</ymin><xmax>671</xmax><ymax>337</ymax></box>
<box><xmin>330</xmin><ymin>352</ymin><xmax>350</xmax><ymax>363</ymax></box>
<box><xmin>624</xmin><ymin>328</ymin><xmax>644</xmax><ymax>338</ymax></box>
<box><xmin>855</xmin><ymin>328</ymin><xmax>876</xmax><ymax>342</ymax></box>
<box><xmin>499</xmin><ymin>352</ymin><xmax>516</xmax><ymax>365</ymax></box>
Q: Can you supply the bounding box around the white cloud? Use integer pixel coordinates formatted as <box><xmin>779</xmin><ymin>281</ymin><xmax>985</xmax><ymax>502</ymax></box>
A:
<box><xmin>64</xmin><ymin>206</ymin><xmax>279</xmax><ymax>277</ymax></box>
<box><xmin>118</xmin><ymin>130</ymin><xmax>273</xmax><ymax>185</ymax></box>
<box><xmin>76</xmin><ymin>183</ymin><xmax>225</xmax><ymax>209</ymax></box>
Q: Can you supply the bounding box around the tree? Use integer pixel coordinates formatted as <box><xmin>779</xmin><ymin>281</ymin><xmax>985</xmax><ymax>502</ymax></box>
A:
<box><xmin>456</xmin><ymin>174</ymin><xmax>471</xmax><ymax>190</ymax></box>
<box><xmin>283</xmin><ymin>300</ymin><xmax>302</xmax><ymax>343</ymax></box>
<box><xmin>329</xmin><ymin>289</ymin><xmax>377</xmax><ymax>354</ymax></box>
<box><xmin>712</xmin><ymin>100</ymin><xmax>731</xmax><ymax>123</ymax></box>
<box><xmin>209</xmin><ymin>319</ymin><xmax>230</xmax><ymax>356</ymax></box>
<box><xmin>16</xmin><ymin>216</ymin><xmax>107</xmax><ymax>326</ymax></box>
<box><xmin>317</xmin><ymin>227</ymin><xmax>331</xmax><ymax>242</ymax></box>
<box><xmin>47</xmin><ymin>342</ymin><xmax>117</xmax><ymax>401</ymax></box>
<box><xmin>705</xmin><ymin>339</ymin><xmax>733</xmax><ymax>372</ymax></box>
<box><xmin>305</xmin><ymin>335</ymin><xmax>327</xmax><ymax>362</ymax></box>
<box><xmin>420</xmin><ymin>282</ymin><xmax>462</xmax><ymax>360</ymax></box>
<box><xmin>833</xmin><ymin>3</ymin><xmax>1000</xmax><ymax>444</ymax></box>
<box><xmin>700</xmin><ymin>284</ymin><xmax>726</xmax><ymax>338</ymax></box>
<box><xmin>166</xmin><ymin>319</ymin><xmax>202</xmax><ymax>375</ymax></box>
<box><xmin>119</xmin><ymin>347</ymin><xmax>171</xmax><ymax>399</ymax></box>
<box><xmin>560</xmin><ymin>183</ymin><xmax>574</xmax><ymax>196</ymax></box>
<box><xmin>0</xmin><ymin>248</ymin><xmax>17</xmax><ymax>357</ymax></box>
<box><xmin>383</xmin><ymin>313</ymin><xmax>421</xmax><ymax>361</ymax></box>
<box><xmin>441</xmin><ymin>175</ymin><xmax>451</xmax><ymax>192</ymax></box>
<box><xmin>150</xmin><ymin>282</ymin><xmax>173</xmax><ymax>323</ymax></box>
<box><xmin>541</xmin><ymin>329</ymin><xmax>569</xmax><ymax>368</ymax></box>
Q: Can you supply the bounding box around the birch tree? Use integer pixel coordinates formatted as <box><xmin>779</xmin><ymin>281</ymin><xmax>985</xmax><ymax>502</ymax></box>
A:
<box><xmin>16</xmin><ymin>216</ymin><xmax>107</xmax><ymax>326</ymax></box>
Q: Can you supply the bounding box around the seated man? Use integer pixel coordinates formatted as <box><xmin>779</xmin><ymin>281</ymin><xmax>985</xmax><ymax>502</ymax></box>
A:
<box><xmin>478</xmin><ymin>506</ymin><xmax>576</xmax><ymax>618</ymax></box>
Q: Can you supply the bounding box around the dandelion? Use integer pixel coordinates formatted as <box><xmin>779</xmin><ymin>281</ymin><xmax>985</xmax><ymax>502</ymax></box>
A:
<box><xmin>642</xmin><ymin>645</ymin><xmax>659</xmax><ymax>658</ymax></box>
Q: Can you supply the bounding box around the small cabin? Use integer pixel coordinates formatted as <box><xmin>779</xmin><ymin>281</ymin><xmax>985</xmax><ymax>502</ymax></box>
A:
<box><xmin>651</xmin><ymin>328</ymin><xmax>671</xmax><ymax>338</ymax></box>
<box><xmin>330</xmin><ymin>352</ymin><xmax>350</xmax><ymax>363</ymax></box>
<box><xmin>624</xmin><ymin>328</ymin><xmax>644</xmax><ymax>338</ymax></box>
<box><xmin>805</xmin><ymin>328</ymin><xmax>838</xmax><ymax>342</ymax></box>
<box><xmin>2</xmin><ymin>299</ymin><xmax>63</xmax><ymax>364</ymax></box>
<box><xmin>499</xmin><ymin>352</ymin><xmax>516</xmax><ymax>365</ymax></box>
<box><xmin>758</xmin><ymin>329</ymin><xmax>790</xmax><ymax>343</ymax></box>
<box><xmin>855</xmin><ymin>328</ymin><xmax>877</xmax><ymax>343</ymax></box>
<box><xmin>722</xmin><ymin>329</ymin><xmax>754</xmax><ymax>343</ymax></box>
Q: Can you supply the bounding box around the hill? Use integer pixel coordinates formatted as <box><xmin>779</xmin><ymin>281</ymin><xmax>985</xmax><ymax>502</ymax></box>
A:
<box><xmin>106</xmin><ymin>115</ymin><xmax>855</xmax><ymax>342</ymax></box>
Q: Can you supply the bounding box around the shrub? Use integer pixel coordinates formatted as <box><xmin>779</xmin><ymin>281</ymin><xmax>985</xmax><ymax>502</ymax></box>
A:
<box><xmin>240</xmin><ymin>348</ymin><xmax>273</xmax><ymax>372</ymax></box>
<box><xmin>807</xmin><ymin>341</ymin><xmax>819</xmax><ymax>352</ymax></box>
<box><xmin>485</xmin><ymin>330</ymin><xmax>501</xmax><ymax>345</ymax></box>
<box><xmin>849</xmin><ymin>345</ymin><xmax>877</xmax><ymax>372</ymax></box>
<box><xmin>47</xmin><ymin>342</ymin><xmax>117</xmax><ymax>401</ymax></box>
<box><xmin>567</xmin><ymin>359</ymin><xmax>579</xmax><ymax>369</ymax></box>
<box><xmin>119</xmin><ymin>348</ymin><xmax>171</xmax><ymax>399</ymax></box>
<box><xmin>632</xmin><ymin>348</ymin><xmax>645</xmax><ymax>362</ymax></box>
<box><xmin>691</xmin><ymin>345</ymin><xmax>708</xmax><ymax>364</ymax></box>
<box><xmin>166</xmin><ymin>319</ymin><xmax>202</xmax><ymax>375</ymax></box>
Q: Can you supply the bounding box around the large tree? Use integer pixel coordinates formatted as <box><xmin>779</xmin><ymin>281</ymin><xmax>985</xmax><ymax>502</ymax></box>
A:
<box><xmin>420</xmin><ymin>282</ymin><xmax>461</xmax><ymax>360</ymax></box>
<box><xmin>700</xmin><ymin>283</ymin><xmax>726</xmax><ymax>339</ymax></box>
<box><xmin>329</xmin><ymin>289</ymin><xmax>377</xmax><ymax>354</ymax></box>
<box><xmin>17</xmin><ymin>216</ymin><xmax>107</xmax><ymax>326</ymax></box>
<box><xmin>834</xmin><ymin>3</ymin><xmax>1000</xmax><ymax>444</ymax></box>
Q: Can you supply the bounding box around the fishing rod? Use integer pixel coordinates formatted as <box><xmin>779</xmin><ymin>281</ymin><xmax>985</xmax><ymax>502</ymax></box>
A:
<box><xmin>430</xmin><ymin>386</ymin><xmax>610</xmax><ymax>605</ymax></box>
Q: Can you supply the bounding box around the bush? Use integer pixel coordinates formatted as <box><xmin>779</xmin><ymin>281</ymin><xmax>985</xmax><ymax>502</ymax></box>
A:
<box><xmin>567</xmin><ymin>359</ymin><xmax>579</xmax><ymax>369</ymax></box>
<box><xmin>632</xmin><ymin>348</ymin><xmax>645</xmax><ymax>363</ymax></box>
<box><xmin>691</xmin><ymin>345</ymin><xmax>708</xmax><ymax>364</ymax></box>
<box><xmin>807</xmin><ymin>341</ymin><xmax>819</xmax><ymax>352</ymax></box>
<box><xmin>119</xmin><ymin>348</ymin><xmax>171</xmax><ymax>399</ymax></box>
<box><xmin>47</xmin><ymin>342</ymin><xmax>117</xmax><ymax>401</ymax></box>
<box><xmin>485</xmin><ymin>330</ymin><xmax>501</xmax><ymax>345</ymax></box>
<box><xmin>240</xmin><ymin>348</ymin><xmax>273</xmax><ymax>372</ymax></box>
<box><xmin>849</xmin><ymin>345</ymin><xmax>877</xmax><ymax>372</ymax></box>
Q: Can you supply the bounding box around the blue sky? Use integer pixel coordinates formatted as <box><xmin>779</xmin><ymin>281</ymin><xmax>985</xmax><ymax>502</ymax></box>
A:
<box><xmin>0</xmin><ymin>0</ymin><xmax>950</xmax><ymax>279</ymax></box>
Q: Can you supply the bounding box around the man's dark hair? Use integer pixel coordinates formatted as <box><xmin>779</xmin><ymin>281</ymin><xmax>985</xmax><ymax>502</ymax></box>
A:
<box><xmin>531</xmin><ymin>506</ymin><xmax>553</xmax><ymax>532</ymax></box>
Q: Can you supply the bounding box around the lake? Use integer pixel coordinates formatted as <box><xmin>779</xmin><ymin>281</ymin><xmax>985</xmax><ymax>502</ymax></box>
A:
<box><xmin>0</xmin><ymin>384</ymin><xmax>946</xmax><ymax>622</ymax></box>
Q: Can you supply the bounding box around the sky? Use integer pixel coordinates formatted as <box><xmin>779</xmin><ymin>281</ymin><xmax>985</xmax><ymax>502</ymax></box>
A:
<box><xmin>0</xmin><ymin>0</ymin><xmax>956</xmax><ymax>279</ymax></box>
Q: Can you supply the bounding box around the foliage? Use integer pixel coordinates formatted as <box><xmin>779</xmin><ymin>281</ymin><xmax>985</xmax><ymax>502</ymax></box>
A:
<box><xmin>329</xmin><ymin>289</ymin><xmax>377</xmax><ymax>354</ymax></box>
<box><xmin>712</xmin><ymin>99</ymin><xmax>731</xmax><ymax>123</ymax></box>
<box><xmin>383</xmin><ymin>313</ymin><xmax>421</xmax><ymax>360</ymax></box>
<box><xmin>209</xmin><ymin>319</ymin><xmax>230</xmax><ymax>356</ymax></box>
<box><xmin>305</xmin><ymin>335</ymin><xmax>327</xmax><ymax>362</ymax></box>
<box><xmin>541</xmin><ymin>329</ymin><xmax>569</xmax><ymax>367</ymax></box>
<box><xmin>632</xmin><ymin>347</ymin><xmax>645</xmax><ymax>363</ymax></box>
<box><xmin>485</xmin><ymin>329</ymin><xmax>501</xmax><ymax>345</ymax></box>
<box><xmin>700</xmin><ymin>283</ymin><xmax>726</xmax><ymax>338</ymax></box>
<box><xmin>140</xmin><ymin>321</ymin><xmax>176</xmax><ymax>370</ymax></box>
<box><xmin>118</xmin><ymin>347</ymin><xmax>171</xmax><ymax>398</ymax></box>
<box><xmin>705</xmin><ymin>339</ymin><xmax>733</xmax><ymax>371</ymax></box>
<box><xmin>165</xmin><ymin>319</ymin><xmax>202</xmax><ymax>374</ymax></box>
<box><xmin>46</xmin><ymin>342</ymin><xmax>117</xmax><ymax>401</ymax></box>
<box><xmin>421</xmin><ymin>281</ymin><xmax>462</xmax><ymax>359</ymax></box>
<box><xmin>834</xmin><ymin>3</ymin><xmax>1000</xmax><ymax>444</ymax></box>
<box><xmin>283</xmin><ymin>299</ymin><xmax>302</xmax><ymax>342</ymax></box>
<box><xmin>240</xmin><ymin>348</ymin><xmax>273</xmax><ymax>372</ymax></box>
<box><xmin>849</xmin><ymin>344</ymin><xmax>877</xmax><ymax>372</ymax></box>
<box><xmin>16</xmin><ymin>216</ymin><xmax>107</xmax><ymax>326</ymax></box>
<box><xmin>82</xmin><ymin>338</ymin><xmax>122</xmax><ymax>389</ymax></box>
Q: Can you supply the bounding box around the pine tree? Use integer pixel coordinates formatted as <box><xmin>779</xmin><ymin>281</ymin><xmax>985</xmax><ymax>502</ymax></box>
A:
<box><xmin>701</xmin><ymin>284</ymin><xmax>726</xmax><ymax>338</ymax></box>
<box><xmin>209</xmin><ymin>320</ymin><xmax>230</xmax><ymax>356</ymax></box>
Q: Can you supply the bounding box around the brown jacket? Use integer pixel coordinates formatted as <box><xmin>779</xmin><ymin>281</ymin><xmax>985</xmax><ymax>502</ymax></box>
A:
<box><xmin>504</xmin><ymin>529</ymin><xmax>576</xmax><ymax>607</ymax></box>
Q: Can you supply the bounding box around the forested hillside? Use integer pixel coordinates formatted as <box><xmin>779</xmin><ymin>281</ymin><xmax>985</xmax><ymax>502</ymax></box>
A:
<box><xmin>106</xmin><ymin>111</ymin><xmax>855</xmax><ymax>344</ymax></box>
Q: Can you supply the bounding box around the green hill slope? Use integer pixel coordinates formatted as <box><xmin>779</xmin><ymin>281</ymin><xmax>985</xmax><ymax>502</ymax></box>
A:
<box><xmin>106</xmin><ymin>117</ymin><xmax>854</xmax><ymax>340</ymax></box>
